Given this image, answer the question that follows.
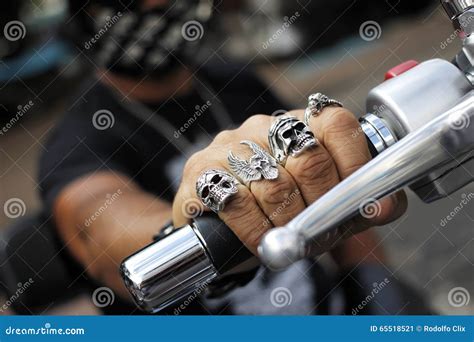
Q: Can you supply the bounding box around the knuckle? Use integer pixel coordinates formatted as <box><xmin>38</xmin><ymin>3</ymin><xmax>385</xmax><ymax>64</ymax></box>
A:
<box><xmin>225</xmin><ymin>189</ymin><xmax>255</xmax><ymax>214</ymax></box>
<box><xmin>324</xmin><ymin>108</ymin><xmax>359</xmax><ymax>136</ymax></box>
<box><xmin>259</xmin><ymin>176</ymin><xmax>297</xmax><ymax>207</ymax></box>
<box><xmin>213</xmin><ymin>129</ymin><xmax>235</xmax><ymax>144</ymax></box>
<box><xmin>241</xmin><ymin>114</ymin><xmax>270</xmax><ymax>130</ymax></box>
<box><xmin>183</xmin><ymin>151</ymin><xmax>207</xmax><ymax>177</ymax></box>
<box><xmin>294</xmin><ymin>150</ymin><xmax>335</xmax><ymax>182</ymax></box>
<box><xmin>343</xmin><ymin>158</ymin><xmax>369</xmax><ymax>177</ymax></box>
<box><xmin>223</xmin><ymin>190</ymin><xmax>267</xmax><ymax>249</ymax></box>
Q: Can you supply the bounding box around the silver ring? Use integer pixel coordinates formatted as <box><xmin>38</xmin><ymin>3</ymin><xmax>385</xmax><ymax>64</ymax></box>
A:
<box><xmin>268</xmin><ymin>116</ymin><xmax>317</xmax><ymax>164</ymax></box>
<box><xmin>228</xmin><ymin>140</ymin><xmax>279</xmax><ymax>185</ymax></box>
<box><xmin>196</xmin><ymin>169</ymin><xmax>239</xmax><ymax>213</ymax></box>
<box><xmin>304</xmin><ymin>93</ymin><xmax>343</xmax><ymax>125</ymax></box>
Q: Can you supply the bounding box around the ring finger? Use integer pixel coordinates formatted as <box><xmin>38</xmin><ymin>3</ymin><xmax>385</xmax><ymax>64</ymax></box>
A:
<box><xmin>225</xmin><ymin>135</ymin><xmax>306</xmax><ymax>228</ymax></box>
<box><xmin>174</xmin><ymin>148</ymin><xmax>268</xmax><ymax>253</ymax></box>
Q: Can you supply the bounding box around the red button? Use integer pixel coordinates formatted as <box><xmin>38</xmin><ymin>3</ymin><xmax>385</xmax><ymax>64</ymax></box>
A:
<box><xmin>384</xmin><ymin>60</ymin><xmax>419</xmax><ymax>80</ymax></box>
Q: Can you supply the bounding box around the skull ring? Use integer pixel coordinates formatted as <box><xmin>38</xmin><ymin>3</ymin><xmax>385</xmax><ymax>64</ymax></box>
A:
<box><xmin>196</xmin><ymin>169</ymin><xmax>239</xmax><ymax>213</ymax></box>
<box><xmin>228</xmin><ymin>140</ymin><xmax>279</xmax><ymax>185</ymax></box>
<box><xmin>304</xmin><ymin>93</ymin><xmax>343</xmax><ymax>125</ymax></box>
<box><xmin>268</xmin><ymin>116</ymin><xmax>317</xmax><ymax>164</ymax></box>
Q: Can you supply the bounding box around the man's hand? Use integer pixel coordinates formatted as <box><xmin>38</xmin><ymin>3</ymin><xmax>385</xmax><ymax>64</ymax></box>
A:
<box><xmin>173</xmin><ymin>107</ymin><xmax>407</xmax><ymax>255</ymax></box>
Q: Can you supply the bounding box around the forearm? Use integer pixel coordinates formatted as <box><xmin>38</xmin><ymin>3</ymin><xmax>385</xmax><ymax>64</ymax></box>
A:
<box><xmin>54</xmin><ymin>172</ymin><xmax>171</xmax><ymax>298</ymax></box>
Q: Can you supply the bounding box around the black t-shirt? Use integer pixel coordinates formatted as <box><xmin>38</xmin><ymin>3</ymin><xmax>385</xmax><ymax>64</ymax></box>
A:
<box><xmin>39</xmin><ymin>64</ymin><xmax>285</xmax><ymax>210</ymax></box>
<box><xmin>39</xmin><ymin>64</ymin><xmax>332</xmax><ymax>315</ymax></box>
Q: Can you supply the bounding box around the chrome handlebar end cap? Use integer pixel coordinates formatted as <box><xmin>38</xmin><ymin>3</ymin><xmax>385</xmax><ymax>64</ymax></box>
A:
<box><xmin>120</xmin><ymin>224</ymin><xmax>218</xmax><ymax>313</ymax></box>
<box><xmin>258</xmin><ymin>227</ymin><xmax>305</xmax><ymax>271</ymax></box>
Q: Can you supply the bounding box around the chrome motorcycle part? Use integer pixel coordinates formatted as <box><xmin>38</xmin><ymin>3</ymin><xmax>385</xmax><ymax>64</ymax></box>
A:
<box><xmin>120</xmin><ymin>215</ymin><xmax>256</xmax><ymax>313</ymax></box>
<box><xmin>259</xmin><ymin>91</ymin><xmax>474</xmax><ymax>270</ymax></box>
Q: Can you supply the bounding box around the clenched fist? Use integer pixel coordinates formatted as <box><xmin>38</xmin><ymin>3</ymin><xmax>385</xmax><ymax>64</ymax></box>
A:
<box><xmin>173</xmin><ymin>107</ymin><xmax>406</xmax><ymax>255</ymax></box>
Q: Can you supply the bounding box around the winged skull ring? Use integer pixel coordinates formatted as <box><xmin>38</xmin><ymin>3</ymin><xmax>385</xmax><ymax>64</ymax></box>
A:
<box><xmin>228</xmin><ymin>140</ymin><xmax>279</xmax><ymax>184</ymax></box>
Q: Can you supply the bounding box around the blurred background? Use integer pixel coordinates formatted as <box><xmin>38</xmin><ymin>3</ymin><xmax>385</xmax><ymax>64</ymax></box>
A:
<box><xmin>0</xmin><ymin>0</ymin><xmax>472</xmax><ymax>315</ymax></box>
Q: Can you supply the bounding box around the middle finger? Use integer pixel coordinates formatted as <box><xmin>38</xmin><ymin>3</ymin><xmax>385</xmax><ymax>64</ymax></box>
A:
<box><xmin>226</xmin><ymin>115</ymin><xmax>307</xmax><ymax>228</ymax></box>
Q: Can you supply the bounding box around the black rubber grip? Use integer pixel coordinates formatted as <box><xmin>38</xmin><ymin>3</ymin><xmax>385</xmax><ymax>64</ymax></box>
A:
<box><xmin>193</xmin><ymin>214</ymin><xmax>254</xmax><ymax>273</ymax></box>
